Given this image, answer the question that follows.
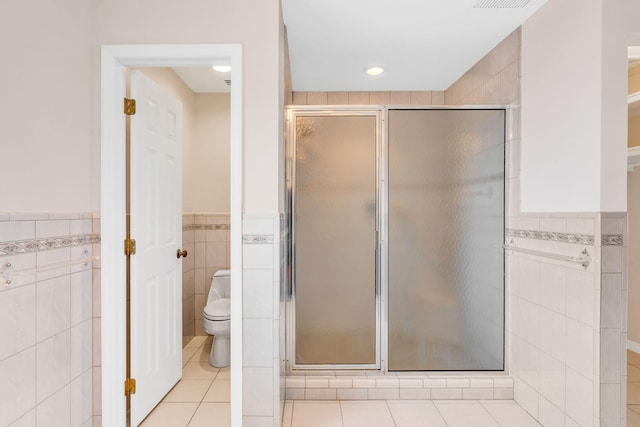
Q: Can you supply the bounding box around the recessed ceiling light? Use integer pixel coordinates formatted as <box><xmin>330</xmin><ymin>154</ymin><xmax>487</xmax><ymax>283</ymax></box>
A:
<box><xmin>364</xmin><ymin>67</ymin><xmax>384</xmax><ymax>76</ymax></box>
<box><xmin>212</xmin><ymin>65</ymin><xmax>231</xmax><ymax>73</ymax></box>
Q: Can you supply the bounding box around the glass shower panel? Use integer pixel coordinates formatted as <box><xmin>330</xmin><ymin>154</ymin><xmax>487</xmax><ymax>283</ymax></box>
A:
<box><xmin>294</xmin><ymin>115</ymin><xmax>377</xmax><ymax>366</ymax></box>
<box><xmin>388</xmin><ymin>109</ymin><xmax>505</xmax><ymax>371</ymax></box>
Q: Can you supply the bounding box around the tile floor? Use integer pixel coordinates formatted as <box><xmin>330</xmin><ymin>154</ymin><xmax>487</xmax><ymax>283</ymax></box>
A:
<box><xmin>140</xmin><ymin>336</ymin><xmax>230</xmax><ymax>427</ymax></box>
<box><xmin>281</xmin><ymin>399</ymin><xmax>541</xmax><ymax>427</ymax></box>
<box><xmin>629</xmin><ymin>350</ymin><xmax>640</xmax><ymax>426</ymax></box>
<box><xmin>139</xmin><ymin>344</ymin><xmax>640</xmax><ymax>426</ymax></box>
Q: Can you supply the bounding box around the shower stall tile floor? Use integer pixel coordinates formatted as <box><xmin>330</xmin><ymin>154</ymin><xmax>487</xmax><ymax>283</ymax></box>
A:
<box><xmin>140</xmin><ymin>336</ymin><xmax>230</xmax><ymax>427</ymax></box>
<box><xmin>282</xmin><ymin>400</ymin><xmax>541</xmax><ymax>427</ymax></box>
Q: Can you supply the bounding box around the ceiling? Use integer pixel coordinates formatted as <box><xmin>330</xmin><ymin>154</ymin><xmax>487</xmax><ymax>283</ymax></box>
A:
<box><xmin>172</xmin><ymin>67</ymin><xmax>230</xmax><ymax>93</ymax></box>
<box><xmin>282</xmin><ymin>0</ymin><xmax>549</xmax><ymax>92</ymax></box>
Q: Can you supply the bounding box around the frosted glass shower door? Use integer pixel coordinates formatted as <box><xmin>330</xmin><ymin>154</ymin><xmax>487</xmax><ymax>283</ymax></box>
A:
<box><xmin>388</xmin><ymin>109</ymin><xmax>505</xmax><ymax>371</ymax></box>
<box><xmin>293</xmin><ymin>113</ymin><xmax>378</xmax><ymax>367</ymax></box>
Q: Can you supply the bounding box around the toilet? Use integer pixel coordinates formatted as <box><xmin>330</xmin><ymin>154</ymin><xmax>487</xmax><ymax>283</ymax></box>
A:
<box><xmin>202</xmin><ymin>270</ymin><xmax>231</xmax><ymax>367</ymax></box>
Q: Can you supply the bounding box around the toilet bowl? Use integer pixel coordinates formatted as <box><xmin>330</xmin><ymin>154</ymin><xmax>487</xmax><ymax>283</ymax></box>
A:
<box><xmin>202</xmin><ymin>270</ymin><xmax>231</xmax><ymax>367</ymax></box>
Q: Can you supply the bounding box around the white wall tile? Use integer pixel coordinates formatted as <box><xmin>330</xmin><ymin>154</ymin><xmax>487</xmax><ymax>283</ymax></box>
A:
<box><xmin>9</xmin><ymin>409</ymin><xmax>35</xmax><ymax>427</ymax></box>
<box><xmin>600</xmin><ymin>329</ymin><xmax>621</xmax><ymax>384</ymax></box>
<box><xmin>243</xmin><ymin>367</ymin><xmax>273</xmax><ymax>416</ymax></box>
<box><xmin>518</xmin><ymin>258</ymin><xmax>539</xmax><ymax>304</ymax></box>
<box><xmin>70</xmin><ymin>369</ymin><xmax>92</xmax><ymax>427</ymax></box>
<box><xmin>243</xmin><ymin>319</ymin><xmax>273</xmax><ymax>367</ymax></box>
<box><xmin>70</xmin><ymin>320</ymin><xmax>92</xmax><ymax>379</ymax></box>
<box><xmin>36</xmin><ymin>276</ymin><xmax>70</xmax><ymax>341</ymax></box>
<box><xmin>69</xmin><ymin>220</ymin><xmax>92</xmax><ymax>236</ymax></box>
<box><xmin>0</xmin><ymin>284</ymin><xmax>36</xmax><ymax>361</ymax></box>
<box><xmin>515</xmin><ymin>377</ymin><xmax>538</xmax><ymax>419</ymax></box>
<box><xmin>243</xmin><ymin>245</ymin><xmax>274</xmax><ymax>270</ymax></box>
<box><xmin>538</xmin><ymin>352</ymin><xmax>565</xmax><ymax>411</ymax></box>
<box><xmin>0</xmin><ymin>221</ymin><xmax>35</xmax><ymax>242</ymax></box>
<box><xmin>538</xmin><ymin>396</ymin><xmax>565</xmax><ymax>427</ymax></box>
<box><xmin>539</xmin><ymin>307</ymin><xmax>566</xmax><ymax>363</ymax></box>
<box><xmin>565</xmin><ymin>368</ymin><xmax>593</xmax><ymax>427</ymax></box>
<box><xmin>36</xmin><ymin>220</ymin><xmax>70</xmax><ymax>239</ymax></box>
<box><xmin>601</xmin><ymin>274</ymin><xmax>623</xmax><ymax>329</ymax></box>
<box><xmin>566</xmin><ymin>268</ymin><xmax>594</xmax><ymax>326</ymax></box>
<box><xmin>518</xmin><ymin>298</ymin><xmax>539</xmax><ymax>348</ymax></box>
<box><xmin>70</xmin><ymin>270</ymin><xmax>92</xmax><ymax>327</ymax></box>
<box><xmin>36</xmin><ymin>331</ymin><xmax>70</xmax><ymax>403</ymax></box>
<box><xmin>36</xmin><ymin>385</ymin><xmax>70</xmax><ymax>427</ymax></box>
<box><xmin>243</xmin><ymin>218</ymin><xmax>274</xmax><ymax>235</ymax></box>
<box><xmin>36</xmin><ymin>248</ymin><xmax>71</xmax><ymax>282</ymax></box>
<box><xmin>565</xmin><ymin>319</ymin><xmax>594</xmax><ymax>379</ymax></box>
<box><xmin>600</xmin><ymin>383</ymin><xmax>621</xmax><ymax>427</ymax></box>
<box><xmin>539</xmin><ymin>263</ymin><xmax>566</xmax><ymax>315</ymax></box>
<box><xmin>243</xmin><ymin>270</ymin><xmax>273</xmax><ymax>319</ymax></box>
<box><xmin>0</xmin><ymin>347</ymin><xmax>36</xmax><ymax>426</ymax></box>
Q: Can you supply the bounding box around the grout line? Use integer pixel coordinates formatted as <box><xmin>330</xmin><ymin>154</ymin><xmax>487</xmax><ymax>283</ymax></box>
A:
<box><xmin>338</xmin><ymin>400</ymin><xmax>345</xmax><ymax>427</ymax></box>
<box><xmin>431</xmin><ymin>400</ymin><xmax>451</xmax><ymax>427</ymax></box>
<box><xmin>385</xmin><ymin>400</ymin><xmax>398</xmax><ymax>427</ymax></box>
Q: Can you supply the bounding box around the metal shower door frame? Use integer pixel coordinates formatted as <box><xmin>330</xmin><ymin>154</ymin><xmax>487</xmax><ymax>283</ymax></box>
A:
<box><xmin>286</xmin><ymin>106</ymin><xmax>383</xmax><ymax>371</ymax></box>
<box><xmin>286</xmin><ymin>104</ymin><xmax>509</xmax><ymax>374</ymax></box>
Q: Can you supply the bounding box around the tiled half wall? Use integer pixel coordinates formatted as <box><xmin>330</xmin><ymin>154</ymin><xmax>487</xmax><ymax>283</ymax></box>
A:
<box><xmin>0</xmin><ymin>213</ymin><xmax>96</xmax><ymax>427</ymax></box>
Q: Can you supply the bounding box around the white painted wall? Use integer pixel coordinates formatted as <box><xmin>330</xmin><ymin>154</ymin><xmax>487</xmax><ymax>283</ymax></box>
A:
<box><xmin>192</xmin><ymin>93</ymin><xmax>230</xmax><ymax>213</ymax></box>
<box><xmin>520</xmin><ymin>0</ymin><xmax>603</xmax><ymax>213</ymax></box>
<box><xmin>91</xmin><ymin>0</ymin><xmax>282</xmax><ymax>214</ymax></box>
<box><xmin>521</xmin><ymin>0</ymin><xmax>638</xmax><ymax>213</ymax></box>
<box><xmin>0</xmin><ymin>0</ymin><xmax>93</xmax><ymax>213</ymax></box>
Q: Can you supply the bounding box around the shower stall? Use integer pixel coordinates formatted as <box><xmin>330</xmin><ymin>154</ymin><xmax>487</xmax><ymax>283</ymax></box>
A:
<box><xmin>287</xmin><ymin>106</ymin><xmax>506</xmax><ymax>372</ymax></box>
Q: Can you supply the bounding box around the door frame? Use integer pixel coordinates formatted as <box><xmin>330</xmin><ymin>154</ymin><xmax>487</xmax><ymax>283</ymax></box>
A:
<box><xmin>286</xmin><ymin>106</ymin><xmax>383</xmax><ymax>371</ymax></box>
<box><xmin>100</xmin><ymin>44</ymin><xmax>243</xmax><ymax>426</ymax></box>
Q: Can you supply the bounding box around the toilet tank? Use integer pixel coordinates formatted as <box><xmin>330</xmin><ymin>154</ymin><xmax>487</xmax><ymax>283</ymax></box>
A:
<box><xmin>208</xmin><ymin>269</ymin><xmax>231</xmax><ymax>302</ymax></box>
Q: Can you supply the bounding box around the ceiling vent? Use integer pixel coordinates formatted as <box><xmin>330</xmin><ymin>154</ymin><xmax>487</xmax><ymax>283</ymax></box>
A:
<box><xmin>473</xmin><ymin>0</ymin><xmax>531</xmax><ymax>8</ymax></box>
<box><xmin>224</xmin><ymin>80</ymin><xmax>231</xmax><ymax>86</ymax></box>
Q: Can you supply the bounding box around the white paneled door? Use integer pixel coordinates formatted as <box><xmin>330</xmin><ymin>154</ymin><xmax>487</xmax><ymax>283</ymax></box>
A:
<box><xmin>130</xmin><ymin>70</ymin><xmax>183</xmax><ymax>426</ymax></box>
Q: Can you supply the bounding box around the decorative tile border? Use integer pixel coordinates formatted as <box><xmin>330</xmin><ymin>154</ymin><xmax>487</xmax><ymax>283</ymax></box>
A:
<box><xmin>182</xmin><ymin>223</ymin><xmax>230</xmax><ymax>231</ymax></box>
<box><xmin>601</xmin><ymin>234</ymin><xmax>624</xmax><ymax>246</ymax></box>
<box><xmin>243</xmin><ymin>234</ymin><xmax>274</xmax><ymax>244</ymax></box>
<box><xmin>0</xmin><ymin>234</ymin><xmax>101</xmax><ymax>257</ymax></box>
<box><xmin>506</xmin><ymin>228</ymin><xmax>594</xmax><ymax>245</ymax></box>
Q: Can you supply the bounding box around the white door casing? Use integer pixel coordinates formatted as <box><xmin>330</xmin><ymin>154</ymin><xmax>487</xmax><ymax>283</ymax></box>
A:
<box><xmin>130</xmin><ymin>70</ymin><xmax>183</xmax><ymax>425</ymax></box>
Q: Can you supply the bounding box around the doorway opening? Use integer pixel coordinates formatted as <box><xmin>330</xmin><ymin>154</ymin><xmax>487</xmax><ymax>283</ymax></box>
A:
<box><xmin>100</xmin><ymin>44</ymin><xmax>243</xmax><ymax>427</ymax></box>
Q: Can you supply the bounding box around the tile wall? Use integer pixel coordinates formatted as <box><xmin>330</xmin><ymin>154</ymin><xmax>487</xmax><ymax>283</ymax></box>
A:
<box><xmin>290</xmin><ymin>90</ymin><xmax>445</xmax><ymax>106</ymax></box>
<box><xmin>181</xmin><ymin>213</ymin><xmax>231</xmax><ymax>343</ymax></box>
<box><xmin>0</xmin><ymin>213</ymin><xmax>95</xmax><ymax>427</ymax></box>
<box><xmin>242</xmin><ymin>213</ymin><xmax>283</xmax><ymax>427</ymax></box>
<box><xmin>92</xmin><ymin>215</ymin><xmax>101</xmax><ymax>427</ymax></box>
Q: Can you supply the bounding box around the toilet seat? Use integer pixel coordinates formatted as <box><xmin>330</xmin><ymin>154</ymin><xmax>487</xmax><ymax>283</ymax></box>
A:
<box><xmin>203</xmin><ymin>298</ymin><xmax>230</xmax><ymax>321</ymax></box>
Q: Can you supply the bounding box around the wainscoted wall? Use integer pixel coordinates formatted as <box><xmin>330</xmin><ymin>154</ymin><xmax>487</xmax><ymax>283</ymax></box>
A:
<box><xmin>0</xmin><ymin>213</ymin><xmax>95</xmax><ymax>427</ymax></box>
<box><xmin>242</xmin><ymin>213</ymin><xmax>283</xmax><ymax>427</ymax></box>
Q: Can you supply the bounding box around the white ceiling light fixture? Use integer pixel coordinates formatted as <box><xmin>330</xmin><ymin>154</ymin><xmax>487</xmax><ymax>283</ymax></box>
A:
<box><xmin>365</xmin><ymin>67</ymin><xmax>384</xmax><ymax>76</ymax></box>
<box><xmin>212</xmin><ymin>65</ymin><xmax>231</xmax><ymax>73</ymax></box>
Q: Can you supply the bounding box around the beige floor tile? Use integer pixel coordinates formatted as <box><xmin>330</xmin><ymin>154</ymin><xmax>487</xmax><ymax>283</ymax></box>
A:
<box><xmin>183</xmin><ymin>362</ymin><xmax>219</xmax><ymax>380</ymax></box>
<box><xmin>435</xmin><ymin>402</ymin><xmax>500</xmax><ymax>427</ymax></box>
<box><xmin>341</xmin><ymin>401</ymin><xmax>395</xmax><ymax>427</ymax></box>
<box><xmin>630</xmin><ymin>405</ymin><xmax>640</xmax><ymax>415</ymax></box>
<box><xmin>163</xmin><ymin>380</ymin><xmax>213</xmax><ymax>403</ymax></box>
<box><xmin>629</xmin><ymin>408</ymin><xmax>640</xmax><ymax>427</ymax></box>
<box><xmin>216</xmin><ymin>366</ymin><xmax>231</xmax><ymax>380</ymax></box>
<box><xmin>629</xmin><ymin>383</ymin><xmax>640</xmax><ymax>405</ymax></box>
<box><xmin>190</xmin><ymin>346</ymin><xmax>212</xmax><ymax>364</ymax></box>
<box><xmin>628</xmin><ymin>350</ymin><xmax>640</xmax><ymax>365</ymax></box>
<box><xmin>182</xmin><ymin>347</ymin><xmax>198</xmax><ymax>366</ymax></box>
<box><xmin>630</xmin><ymin>365</ymin><xmax>640</xmax><ymax>383</ymax></box>
<box><xmin>187</xmin><ymin>403</ymin><xmax>230</xmax><ymax>427</ymax></box>
<box><xmin>282</xmin><ymin>401</ymin><xmax>294</xmax><ymax>427</ymax></box>
<box><xmin>387</xmin><ymin>401</ymin><xmax>447</xmax><ymax>427</ymax></box>
<box><xmin>203</xmin><ymin>379</ymin><xmax>230</xmax><ymax>402</ymax></box>
<box><xmin>292</xmin><ymin>401</ymin><xmax>342</xmax><ymax>427</ymax></box>
<box><xmin>186</xmin><ymin>336</ymin><xmax>207</xmax><ymax>348</ymax></box>
<box><xmin>140</xmin><ymin>402</ymin><xmax>198</xmax><ymax>427</ymax></box>
<box><xmin>480</xmin><ymin>401</ymin><xmax>541</xmax><ymax>427</ymax></box>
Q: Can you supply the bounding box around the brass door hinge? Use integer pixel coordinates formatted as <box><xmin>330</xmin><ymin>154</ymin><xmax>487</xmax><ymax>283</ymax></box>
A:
<box><xmin>124</xmin><ymin>378</ymin><xmax>137</xmax><ymax>396</ymax></box>
<box><xmin>124</xmin><ymin>97</ymin><xmax>136</xmax><ymax>116</ymax></box>
<box><xmin>124</xmin><ymin>237</ymin><xmax>136</xmax><ymax>256</ymax></box>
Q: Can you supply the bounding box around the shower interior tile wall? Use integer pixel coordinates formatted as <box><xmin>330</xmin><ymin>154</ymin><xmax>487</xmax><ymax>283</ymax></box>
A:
<box><xmin>0</xmin><ymin>213</ymin><xmax>95</xmax><ymax>427</ymax></box>
<box><xmin>182</xmin><ymin>213</ymin><xmax>231</xmax><ymax>342</ymax></box>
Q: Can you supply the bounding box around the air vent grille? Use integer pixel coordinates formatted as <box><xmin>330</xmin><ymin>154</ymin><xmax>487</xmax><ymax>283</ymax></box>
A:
<box><xmin>473</xmin><ymin>0</ymin><xmax>531</xmax><ymax>8</ymax></box>
<box><xmin>224</xmin><ymin>79</ymin><xmax>231</xmax><ymax>86</ymax></box>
